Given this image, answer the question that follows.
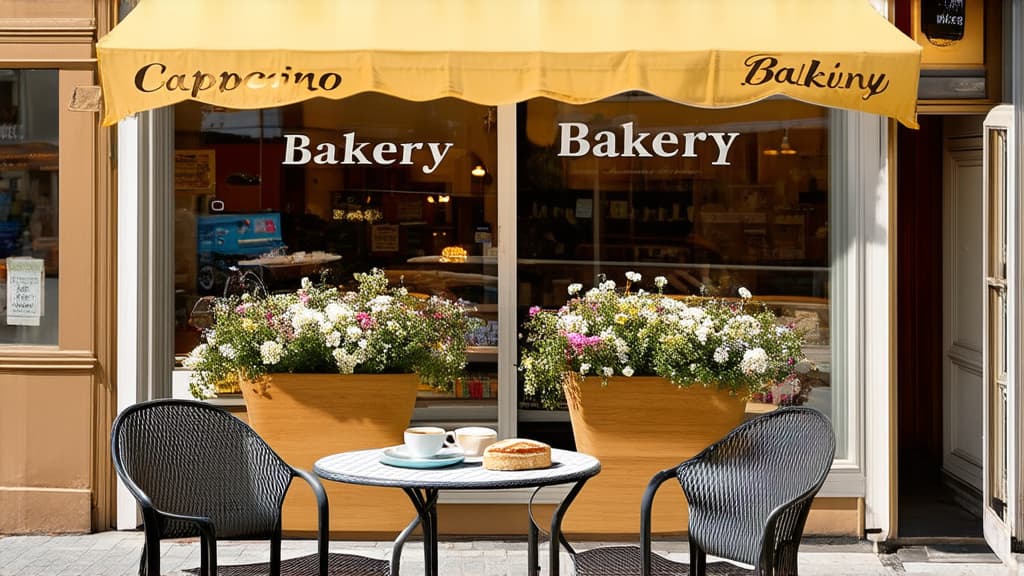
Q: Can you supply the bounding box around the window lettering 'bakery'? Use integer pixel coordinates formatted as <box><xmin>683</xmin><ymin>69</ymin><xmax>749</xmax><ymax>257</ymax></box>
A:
<box><xmin>282</xmin><ymin>133</ymin><xmax>454</xmax><ymax>174</ymax></box>
<box><xmin>558</xmin><ymin>121</ymin><xmax>740</xmax><ymax>166</ymax></box>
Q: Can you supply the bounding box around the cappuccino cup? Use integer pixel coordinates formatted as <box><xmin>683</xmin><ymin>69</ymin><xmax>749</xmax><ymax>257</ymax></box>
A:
<box><xmin>444</xmin><ymin>426</ymin><xmax>498</xmax><ymax>457</ymax></box>
<box><xmin>404</xmin><ymin>426</ymin><xmax>446</xmax><ymax>458</ymax></box>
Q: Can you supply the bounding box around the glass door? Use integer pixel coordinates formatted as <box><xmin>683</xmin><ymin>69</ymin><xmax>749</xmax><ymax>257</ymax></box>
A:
<box><xmin>981</xmin><ymin>104</ymin><xmax>1019</xmax><ymax>563</ymax></box>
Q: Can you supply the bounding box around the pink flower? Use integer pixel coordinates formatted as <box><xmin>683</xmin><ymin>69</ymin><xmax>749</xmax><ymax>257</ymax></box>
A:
<box><xmin>235</xmin><ymin>303</ymin><xmax>251</xmax><ymax>314</ymax></box>
<box><xmin>529</xmin><ymin>306</ymin><xmax>541</xmax><ymax>317</ymax></box>
<box><xmin>356</xmin><ymin>312</ymin><xmax>375</xmax><ymax>329</ymax></box>
<box><xmin>566</xmin><ymin>332</ymin><xmax>602</xmax><ymax>355</ymax></box>
<box><xmin>299</xmin><ymin>293</ymin><xmax>310</xmax><ymax>304</ymax></box>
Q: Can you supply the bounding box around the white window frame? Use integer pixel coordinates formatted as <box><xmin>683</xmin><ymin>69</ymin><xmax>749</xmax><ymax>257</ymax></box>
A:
<box><xmin>120</xmin><ymin>105</ymin><xmax>891</xmax><ymax>514</ymax></box>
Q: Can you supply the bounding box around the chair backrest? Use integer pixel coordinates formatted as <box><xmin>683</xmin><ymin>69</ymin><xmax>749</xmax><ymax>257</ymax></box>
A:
<box><xmin>111</xmin><ymin>399</ymin><xmax>294</xmax><ymax>539</ymax></box>
<box><xmin>676</xmin><ymin>406</ymin><xmax>835</xmax><ymax>567</ymax></box>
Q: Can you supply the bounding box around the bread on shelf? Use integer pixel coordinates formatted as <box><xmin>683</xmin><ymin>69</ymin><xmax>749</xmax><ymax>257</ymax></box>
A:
<box><xmin>482</xmin><ymin>438</ymin><xmax>552</xmax><ymax>470</ymax></box>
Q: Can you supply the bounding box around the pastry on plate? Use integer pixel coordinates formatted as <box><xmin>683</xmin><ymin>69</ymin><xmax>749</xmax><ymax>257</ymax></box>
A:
<box><xmin>482</xmin><ymin>438</ymin><xmax>552</xmax><ymax>470</ymax></box>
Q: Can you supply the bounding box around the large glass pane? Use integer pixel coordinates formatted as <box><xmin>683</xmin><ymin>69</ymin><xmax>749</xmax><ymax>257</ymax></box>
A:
<box><xmin>0</xmin><ymin>70</ymin><xmax>59</xmax><ymax>345</ymax></box>
<box><xmin>173</xmin><ymin>96</ymin><xmax>498</xmax><ymax>407</ymax></box>
<box><xmin>517</xmin><ymin>97</ymin><xmax>832</xmax><ymax>446</ymax></box>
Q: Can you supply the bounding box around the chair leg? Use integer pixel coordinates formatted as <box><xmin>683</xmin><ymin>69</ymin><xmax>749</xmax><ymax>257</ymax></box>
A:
<box><xmin>270</xmin><ymin>528</ymin><xmax>282</xmax><ymax>576</ymax></box>
<box><xmin>207</xmin><ymin>537</ymin><xmax>218</xmax><ymax>576</ymax></box>
<box><xmin>688</xmin><ymin>535</ymin><xmax>706</xmax><ymax>576</ymax></box>
<box><xmin>143</xmin><ymin>531</ymin><xmax>160</xmax><ymax>576</ymax></box>
<box><xmin>200</xmin><ymin>536</ymin><xmax>209</xmax><ymax>576</ymax></box>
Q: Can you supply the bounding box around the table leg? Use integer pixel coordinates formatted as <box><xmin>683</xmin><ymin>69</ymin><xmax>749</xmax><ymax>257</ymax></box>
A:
<box><xmin>548</xmin><ymin>479</ymin><xmax>590</xmax><ymax>576</ymax></box>
<box><xmin>401</xmin><ymin>487</ymin><xmax>440</xmax><ymax>576</ymax></box>
<box><xmin>527</xmin><ymin>498</ymin><xmax>540</xmax><ymax>576</ymax></box>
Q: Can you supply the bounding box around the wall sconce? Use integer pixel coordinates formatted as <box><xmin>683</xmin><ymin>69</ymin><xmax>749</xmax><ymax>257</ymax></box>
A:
<box><xmin>426</xmin><ymin>195</ymin><xmax>436</xmax><ymax>203</ymax></box>
<box><xmin>762</xmin><ymin>128</ymin><xmax>797</xmax><ymax>156</ymax></box>
<box><xmin>438</xmin><ymin>194</ymin><xmax>451</xmax><ymax>203</ymax></box>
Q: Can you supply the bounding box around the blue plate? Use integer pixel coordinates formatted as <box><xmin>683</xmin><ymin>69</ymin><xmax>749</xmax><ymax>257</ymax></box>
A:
<box><xmin>379</xmin><ymin>445</ymin><xmax>465</xmax><ymax>469</ymax></box>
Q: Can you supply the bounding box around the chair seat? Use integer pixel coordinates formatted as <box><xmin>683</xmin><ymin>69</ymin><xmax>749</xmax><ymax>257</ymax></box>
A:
<box><xmin>183</xmin><ymin>552</ymin><xmax>390</xmax><ymax>576</ymax></box>
<box><xmin>572</xmin><ymin>545</ymin><xmax>754</xmax><ymax>576</ymax></box>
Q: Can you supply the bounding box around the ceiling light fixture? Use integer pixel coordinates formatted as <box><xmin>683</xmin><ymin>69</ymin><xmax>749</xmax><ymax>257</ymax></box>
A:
<box><xmin>764</xmin><ymin>128</ymin><xmax>797</xmax><ymax>156</ymax></box>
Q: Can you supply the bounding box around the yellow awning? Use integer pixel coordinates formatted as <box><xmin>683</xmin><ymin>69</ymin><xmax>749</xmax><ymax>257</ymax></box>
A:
<box><xmin>97</xmin><ymin>0</ymin><xmax>922</xmax><ymax>128</ymax></box>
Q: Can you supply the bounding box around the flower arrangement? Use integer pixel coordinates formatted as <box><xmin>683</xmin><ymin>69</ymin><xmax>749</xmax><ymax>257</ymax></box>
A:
<box><xmin>519</xmin><ymin>272</ymin><xmax>805</xmax><ymax>409</ymax></box>
<box><xmin>183</xmin><ymin>269</ymin><xmax>482</xmax><ymax>399</ymax></box>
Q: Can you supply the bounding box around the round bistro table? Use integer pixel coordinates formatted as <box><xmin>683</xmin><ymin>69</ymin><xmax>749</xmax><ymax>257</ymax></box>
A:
<box><xmin>314</xmin><ymin>447</ymin><xmax>601</xmax><ymax>576</ymax></box>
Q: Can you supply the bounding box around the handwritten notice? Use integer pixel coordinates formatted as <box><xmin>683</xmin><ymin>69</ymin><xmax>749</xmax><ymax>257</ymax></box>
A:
<box><xmin>6</xmin><ymin>257</ymin><xmax>44</xmax><ymax>326</ymax></box>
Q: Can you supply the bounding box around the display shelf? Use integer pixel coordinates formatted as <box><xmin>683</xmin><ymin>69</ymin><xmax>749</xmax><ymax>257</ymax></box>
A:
<box><xmin>466</xmin><ymin>345</ymin><xmax>497</xmax><ymax>362</ymax></box>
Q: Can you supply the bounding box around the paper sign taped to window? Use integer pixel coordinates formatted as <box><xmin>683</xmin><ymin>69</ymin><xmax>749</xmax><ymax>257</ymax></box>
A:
<box><xmin>6</xmin><ymin>257</ymin><xmax>44</xmax><ymax>326</ymax></box>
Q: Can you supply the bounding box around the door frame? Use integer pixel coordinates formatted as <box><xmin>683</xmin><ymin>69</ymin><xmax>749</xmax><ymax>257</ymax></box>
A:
<box><xmin>981</xmin><ymin>104</ymin><xmax>1020</xmax><ymax>563</ymax></box>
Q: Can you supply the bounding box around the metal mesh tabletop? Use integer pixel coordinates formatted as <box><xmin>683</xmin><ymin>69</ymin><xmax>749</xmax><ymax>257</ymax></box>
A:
<box><xmin>314</xmin><ymin>448</ymin><xmax>600</xmax><ymax>490</ymax></box>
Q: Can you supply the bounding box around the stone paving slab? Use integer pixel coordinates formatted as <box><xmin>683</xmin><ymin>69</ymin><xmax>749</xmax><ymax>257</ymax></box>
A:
<box><xmin>0</xmin><ymin>532</ymin><xmax>1010</xmax><ymax>576</ymax></box>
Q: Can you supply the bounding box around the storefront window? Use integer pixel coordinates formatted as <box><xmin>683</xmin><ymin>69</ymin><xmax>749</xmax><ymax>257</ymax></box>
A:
<box><xmin>516</xmin><ymin>97</ymin><xmax>833</xmax><ymax>444</ymax></box>
<box><xmin>173</xmin><ymin>95</ymin><xmax>499</xmax><ymax>404</ymax></box>
<box><xmin>0</xmin><ymin>70</ymin><xmax>59</xmax><ymax>345</ymax></box>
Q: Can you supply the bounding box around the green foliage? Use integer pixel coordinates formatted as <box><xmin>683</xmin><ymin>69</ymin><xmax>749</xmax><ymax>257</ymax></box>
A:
<box><xmin>183</xmin><ymin>269</ymin><xmax>482</xmax><ymax>398</ymax></box>
<box><xmin>519</xmin><ymin>273</ymin><xmax>805</xmax><ymax>409</ymax></box>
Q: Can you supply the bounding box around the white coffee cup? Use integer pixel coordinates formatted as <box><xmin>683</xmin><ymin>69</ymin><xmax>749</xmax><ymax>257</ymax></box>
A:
<box><xmin>404</xmin><ymin>426</ymin><xmax>446</xmax><ymax>458</ymax></box>
<box><xmin>444</xmin><ymin>426</ymin><xmax>498</xmax><ymax>457</ymax></box>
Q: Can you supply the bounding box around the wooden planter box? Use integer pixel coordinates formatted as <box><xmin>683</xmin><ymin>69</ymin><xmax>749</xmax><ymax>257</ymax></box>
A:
<box><xmin>239</xmin><ymin>373</ymin><xmax>419</xmax><ymax>535</ymax></box>
<box><xmin>563</xmin><ymin>375</ymin><xmax>748</xmax><ymax>535</ymax></box>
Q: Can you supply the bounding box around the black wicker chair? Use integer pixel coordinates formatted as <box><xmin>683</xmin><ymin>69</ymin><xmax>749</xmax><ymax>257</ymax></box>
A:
<box><xmin>571</xmin><ymin>407</ymin><xmax>836</xmax><ymax>576</ymax></box>
<box><xmin>111</xmin><ymin>398</ymin><xmax>389</xmax><ymax>576</ymax></box>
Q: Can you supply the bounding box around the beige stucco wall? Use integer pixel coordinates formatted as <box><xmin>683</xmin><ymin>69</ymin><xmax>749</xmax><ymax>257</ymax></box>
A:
<box><xmin>0</xmin><ymin>0</ymin><xmax>115</xmax><ymax>534</ymax></box>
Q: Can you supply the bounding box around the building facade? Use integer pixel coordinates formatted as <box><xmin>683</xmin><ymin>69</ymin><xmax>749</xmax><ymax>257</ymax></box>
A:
<box><xmin>3</xmin><ymin>0</ymin><xmax>1024</xmax><ymax>568</ymax></box>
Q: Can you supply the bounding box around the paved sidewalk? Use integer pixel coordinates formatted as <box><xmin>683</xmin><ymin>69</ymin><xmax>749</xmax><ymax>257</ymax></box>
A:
<box><xmin>0</xmin><ymin>532</ymin><xmax>1012</xmax><ymax>576</ymax></box>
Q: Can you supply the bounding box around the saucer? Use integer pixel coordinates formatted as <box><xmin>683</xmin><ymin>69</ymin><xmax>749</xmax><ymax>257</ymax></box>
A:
<box><xmin>380</xmin><ymin>445</ymin><xmax>465</xmax><ymax>469</ymax></box>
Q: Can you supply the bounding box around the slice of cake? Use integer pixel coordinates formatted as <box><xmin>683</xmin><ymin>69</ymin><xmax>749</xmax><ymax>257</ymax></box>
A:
<box><xmin>482</xmin><ymin>438</ymin><xmax>552</xmax><ymax>470</ymax></box>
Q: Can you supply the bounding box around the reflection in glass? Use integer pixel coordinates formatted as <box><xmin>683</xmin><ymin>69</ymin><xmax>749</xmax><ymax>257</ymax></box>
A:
<box><xmin>516</xmin><ymin>97</ymin><xmax>831</xmax><ymax>421</ymax></box>
<box><xmin>173</xmin><ymin>96</ymin><xmax>499</xmax><ymax>404</ymax></box>
<box><xmin>0</xmin><ymin>70</ymin><xmax>59</xmax><ymax>345</ymax></box>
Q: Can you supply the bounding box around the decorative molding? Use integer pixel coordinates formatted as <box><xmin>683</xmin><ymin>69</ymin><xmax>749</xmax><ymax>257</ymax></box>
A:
<box><xmin>0</xmin><ymin>351</ymin><xmax>98</xmax><ymax>371</ymax></box>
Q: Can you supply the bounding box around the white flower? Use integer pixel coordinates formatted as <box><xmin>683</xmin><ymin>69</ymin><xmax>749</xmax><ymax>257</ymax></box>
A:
<box><xmin>326</xmin><ymin>331</ymin><xmax>342</xmax><ymax>347</ymax></box>
<box><xmin>557</xmin><ymin>313</ymin><xmax>588</xmax><ymax>334</ymax></box>
<box><xmin>182</xmin><ymin>344</ymin><xmax>207</xmax><ymax>369</ymax></box>
<box><xmin>357</xmin><ymin>339</ymin><xmax>368</xmax><ymax>349</ymax></box>
<box><xmin>654</xmin><ymin>276</ymin><xmax>668</xmax><ymax>288</ymax></box>
<box><xmin>325</xmin><ymin>302</ymin><xmax>352</xmax><ymax>323</ymax></box>
<box><xmin>713</xmin><ymin>346</ymin><xmax>729</xmax><ymax>364</ymax></box>
<box><xmin>218</xmin><ymin>344</ymin><xmax>236</xmax><ymax>360</ymax></box>
<box><xmin>602</xmin><ymin>366</ymin><xmax>614</xmax><ymax>377</ymax></box>
<box><xmin>740</xmin><ymin>348</ymin><xmax>769</xmax><ymax>375</ymax></box>
<box><xmin>599</xmin><ymin>280</ymin><xmax>616</xmax><ymax>291</ymax></box>
<box><xmin>622</xmin><ymin>366</ymin><xmax>634</xmax><ymax>377</ymax></box>
<box><xmin>260</xmin><ymin>341</ymin><xmax>283</xmax><ymax>365</ymax></box>
<box><xmin>568</xmin><ymin>283</ymin><xmax>583</xmax><ymax>295</ymax></box>
<box><xmin>369</xmin><ymin>295</ymin><xmax>394</xmax><ymax>312</ymax></box>
<box><xmin>738</xmin><ymin>287</ymin><xmax>752</xmax><ymax>299</ymax></box>
<box><xmin>301</xmin><ymin>277</ymin><xmax>312</xmax><ymax>290</ymax></box>
<box><xmin>625</xmin><ymin>271</ymin><xmax>641</xmax><ymax>283</ymax></box>
<box><xmin>580</xmin><ymin>363</ymin><xmax>591</xmax><ymax>375</ymax></box>
<box><xmin>726</xmin><ymin>315</ymin><xmax>761</xmax><ymax>338</ymax></box>
<box><xmin>346</xmin><ymin>326</ymin><xmax>363</xmax><ymax>340</ymax></box>
<box><xmin>332</xmin><ymin>348</ymin><xmax>360</xmax><ymax>373</ymax></box>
